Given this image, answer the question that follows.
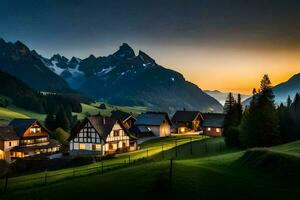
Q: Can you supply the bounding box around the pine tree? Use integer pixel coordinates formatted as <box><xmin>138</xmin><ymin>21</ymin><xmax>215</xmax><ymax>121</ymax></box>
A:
<box><xmin>56</xmin><ymin>106</ymin><xmax>70</xmax><ymax>132</ymax></box>
<box><xmin>45</xmin><ymin>114</ymin><xmax>57</xmax><ymax>131</ymax></box>
<box><xmin>239</xmin><ymin>75</ymin><xmax>281</xmax><ymax>147</ymax></box>
<box><xmin>224</xmin><ymin>92</ymin><xmax>235</xmax><ymax>113</ymax></box>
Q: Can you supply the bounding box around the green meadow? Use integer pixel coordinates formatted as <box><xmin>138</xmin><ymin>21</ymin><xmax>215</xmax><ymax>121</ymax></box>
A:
<box><xmin>1</xmin><ymin>136</ymin><xmax>299</xmax><ymax>200</ymax></box>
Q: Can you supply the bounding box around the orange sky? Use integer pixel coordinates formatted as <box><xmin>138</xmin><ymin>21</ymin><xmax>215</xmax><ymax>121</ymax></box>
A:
<box><xmin>137</xmin><ymin>45</ymin><xmax>300</xmax><ymax>94</ymax></box>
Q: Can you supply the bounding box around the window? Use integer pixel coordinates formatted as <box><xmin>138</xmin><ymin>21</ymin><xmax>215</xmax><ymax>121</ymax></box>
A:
<box><xmin>109</xmin><ymin>143</ymin><xmax>114</xmax><ymax>150</ymax></box>
<box><xmin>207</xmin><ymin>127</ymin><xmax>211</xmax><ymax>131</ymax></box>
<box><xmin>92</xmin><ymin>144</ymin><xmax>101</xmax><ymax>151</ymax></box>
<box><xmin>30</xmin><ymin>127</ymin><xmax>41</xmax><ymax>134</ymax></box>
<box><xmin>216</xmin><ymin>128</ymin><xmax>220</xmax><ymax>133</ymax></box>
<box><xmin>180</xmin><ymin>127</ymin><xmax>185</xmax><ymax>133</ymax></box>
<box><xmin>79</xmin><ymin>144</ymin><xmax>85</xmax><ymax>150</ymax></box>
<box><xmin>9</xmin><ymin>142</ymin><xmax>11</xmax><ymax>147</ymax></box>
<box><xmin>114</xmin><ymin>130</ymin><xmax>119</xmax><ymax>137</ymax></box>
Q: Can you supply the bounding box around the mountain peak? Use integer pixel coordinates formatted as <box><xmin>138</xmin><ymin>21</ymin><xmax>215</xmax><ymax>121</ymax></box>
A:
<box><xmin>138</xmin><ymin>50</ymin><xmax>155</xmax><ymax>64</ymax></box>
<box><xmin>113</xmin><ymin>43</ymin><xmax>135</xmax><ymax>58</ymax></box>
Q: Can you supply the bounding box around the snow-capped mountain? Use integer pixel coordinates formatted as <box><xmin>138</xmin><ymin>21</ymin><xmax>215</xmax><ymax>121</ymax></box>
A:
<box><xmin>40</xmin><ymin>43</ymin><xmax>223</xmax><ymax>113</ymax></box>
<box><xmin>0</xmin><ymin>38</ymin><xmax>72</xmax><ymax>92</ymax></box>
<box><xmin>204</xmin><ymin>90</ymin><xmax>251</xmax><ymax>105</ymax></box>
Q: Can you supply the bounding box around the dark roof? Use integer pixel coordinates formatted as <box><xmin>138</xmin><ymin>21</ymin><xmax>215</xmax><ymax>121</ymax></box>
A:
<box><xmin>111</xmin><ymin>110</ymin><xmax>136</xmax><ymax>123</ymax></box>
<box><xmin>135</xmin><ymin>112</ymin><xmax>172</xmax><ymax>126</ymax></box>
<box><xmin>70</xmin><ymin>115</ymin><xmax>136</xmax><ymax>142</ymax></box>
<box><xmin>8</xmin><ymin>119</ymin><xmax>37</xmax><ymax>136</ymax></box>
<box><xmin>202</xmin><ymin>113</ymin><xmax>225</xmax><ymax>128</ymax></box>
<box><xmin>171</xmin><ymin>111</ymin><xmax>203</xmax><ymax>123</ymax></box>
<box><xmin>0</xmin><ymin>126</ymin><xmax>19</xmax><ymax>140</ymax></box>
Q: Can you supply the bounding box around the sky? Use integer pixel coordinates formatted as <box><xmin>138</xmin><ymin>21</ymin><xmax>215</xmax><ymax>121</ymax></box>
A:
<box><xmin>1</xmin><ymin>0</ymin><xmax>300</xmax><ymax>94</ymax></box>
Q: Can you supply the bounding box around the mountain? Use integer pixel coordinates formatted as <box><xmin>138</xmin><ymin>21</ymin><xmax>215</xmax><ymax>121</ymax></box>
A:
<box><xmin>41</xmin><ymin>43</ymin><xmax>223</xmax><ymax>113</ymax></box>
<box><xmin>204</xmin><ymin>90</ymin><xmax>251</xmax><ymax>105</ymax></box>
<box><xmin>243</xmin><ymin>73</ymin><xmax>300</xmax><ymax>106</ymax></box>
<box><xmin>0</xmin><ymin>38</ymin><xmax>72</xmax><ymax>92</ymax></box>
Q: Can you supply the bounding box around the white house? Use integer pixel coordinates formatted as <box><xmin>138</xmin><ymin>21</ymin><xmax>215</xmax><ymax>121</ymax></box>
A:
<box><xmin>133</xmin><ymin>112</ymin><xmax>172</xmax><ymax>137</ymax></box>
<box><xmin>69</xmin><ymin>115</ymin><xmax>137</xmax><ymax>155</ymax></box>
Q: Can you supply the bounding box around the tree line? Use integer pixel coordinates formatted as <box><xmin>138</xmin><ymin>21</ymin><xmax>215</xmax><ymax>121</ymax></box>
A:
<box><xmin>223</xmin><ymin>74</ymin><xmax>300</xmax><ymax>148</ymax></box>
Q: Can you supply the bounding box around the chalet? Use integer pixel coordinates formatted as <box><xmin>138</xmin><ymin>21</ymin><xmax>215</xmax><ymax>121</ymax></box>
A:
<box><xmin>69</xmin><ymin>115</ymin><xmax>137</xmax><ymax>155</ymax></box>
<box><xmin>133</xmin><ymin>112</ymin><xmax>171</xmax><ymax>137</ymax></box>
<box><xmin>111</xmin><ymin>110</ymin><xmax>136</xmax><ymax>130</ymax></box>
<box><xmin>171</xmin><ymin>110</ymin><xmax>203</xmax><ymax>133</ymax></box>
<box><xmin>0</xmin><ymin>119</ymin><xmax>61</xmax><ymax>163</ymax></box>
<box><xmin>202</xmin><ymin>113</ymin><xmax>225</xmax><ymax>137</ymax></box>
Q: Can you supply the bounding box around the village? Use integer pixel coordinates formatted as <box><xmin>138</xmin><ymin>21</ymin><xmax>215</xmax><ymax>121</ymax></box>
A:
<box><xmin>0</xmin><ymin>110</ymin><xmax>225</xmax><ymax>163</ymax></box>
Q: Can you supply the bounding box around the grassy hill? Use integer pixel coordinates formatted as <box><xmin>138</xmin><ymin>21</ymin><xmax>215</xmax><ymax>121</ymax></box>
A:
<box><xmin>0</xmin><ymin>102</ymin><xmax>147</xmax><ymax>125</ymax></box>
<box><xmin>1</xmin><ymin>136</ymin><xmax>299</xmax><ymax>199</ymax></box>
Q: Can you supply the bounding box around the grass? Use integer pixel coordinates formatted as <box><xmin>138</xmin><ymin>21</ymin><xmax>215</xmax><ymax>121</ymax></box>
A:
<box><xmin>1</xmin><ymin>137</ymin><xmax>300</xmax><ymax>199</ymax></box>
<box><xmin>2</xmin><ymin>138</ymin><xmax>300</xmax><ymax>199</ymax></box>
<box><xmin>0</xmin><ymin>107</ymin><xmax>30</xmax><ymax>125</ymax></box>
<box><xmin>0</xmin><ymin>102</ymin><xmax>147</xmax><ymax>124</ymax></box>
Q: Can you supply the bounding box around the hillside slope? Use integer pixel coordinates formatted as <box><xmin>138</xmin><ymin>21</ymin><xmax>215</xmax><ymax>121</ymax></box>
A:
<box><xmin>0</xmin><ymin>38</ymin><xmax>72</xmax><ymax>92</ymax></box>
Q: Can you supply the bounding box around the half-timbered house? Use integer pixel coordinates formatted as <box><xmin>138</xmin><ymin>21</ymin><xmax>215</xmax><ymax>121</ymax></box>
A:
<box><xmin>69</xmin><ymin>115</ymin><xmax>137</xmax><ymax>155</ymax></box>
<box><xmin>111</xmin><ymin>110</ymin><xmax>136</xmax><ymax>130</ymax></box>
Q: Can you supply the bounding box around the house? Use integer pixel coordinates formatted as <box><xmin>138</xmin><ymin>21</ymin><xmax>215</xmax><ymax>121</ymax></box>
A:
<box><xmin>202</xmin><ymin>113</ymin><xmax>225</xmax><ymax>137</ymax></box>
<box><xmin>171</xmin><ymin>110</ymin><xmax>203</xmax><ymax>133</ymax></box>
<box><xmin>69</xmin><ymin>115</ymin><xmax>137</xmax><ymax>155</ymax></box>
<box><xmin>111</xmin><ymin>110</ymin><xmax>136</xmax><ymax>130</ymax></box>
<box><xmin>0</xmin><ymin>119</ymin><xmax>61</xmax><ymax>163</ymax></box>
<box><xmin>133</xmin><ymin>112</ymin><xmax>171</xmax><ymax>137</ymax></box>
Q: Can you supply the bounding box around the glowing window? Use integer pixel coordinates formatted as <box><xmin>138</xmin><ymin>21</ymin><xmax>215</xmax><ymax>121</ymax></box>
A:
<box><xmin>180</xmin><ymin>127</ymin><xmax>185</xmax><ymax>133</ymax></box>
<box><xmin>216</xmin><ymin>128</ymin><xmax>220</xmax><ymax>133</ymax></box>
<box><xmin>92</xmin><ymin>144</ymin><xmax>101</xmax><ymax>150</ymax></box>
<box><xmin>30</xmin><ymin>127</ymin><xmax>41</xmax><ymax>134</ymax></box>
<box><xmin>207</xmin><ymin>127</ymin><xmax>211</xmax><ymax>131</ymax></box>
<box><xmin>79</xmin><ymin>144</ymin><xmax>85</xmax><ymax>150</ymax></box>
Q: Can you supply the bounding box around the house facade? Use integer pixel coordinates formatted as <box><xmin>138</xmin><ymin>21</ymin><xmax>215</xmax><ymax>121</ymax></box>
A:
<box><xmin>133</xmin><ymin>112</ymin><xmax>171</xmax><ymax>137</ymax></box>
<box><xmin>171</xmin><ymin>110</ymin><xmax>203</xmax><ymax>133</ymax></box>
<box><xmin>202</xmin><ymin>113</ymin><xmax>225</xmax><ymax>137</ymax></box>
<box><xmin>69</xmin><ymin>115</ymin><xmax>137</xmax><ymax>155</ymax></box>
<box><xmin>0</xmin><ymin>119</ymin><xmax>61</xmax><ymax>163</ymax></box>
<box><xmin>111</xmin><ymin>110</ymin><xmax>136</xmax><ymax>130</ymax></box>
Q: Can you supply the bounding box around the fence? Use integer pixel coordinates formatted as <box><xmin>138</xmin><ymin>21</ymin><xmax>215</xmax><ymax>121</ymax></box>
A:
<box><xmin>0</xmin><ymin>136</ymin><xmax>225</xmax><ymax>194</ymax></box>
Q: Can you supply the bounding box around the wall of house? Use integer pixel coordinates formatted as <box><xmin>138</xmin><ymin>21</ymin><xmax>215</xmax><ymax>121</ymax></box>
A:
<box><xmin>0</xmin><ymin>149</ymin><xmax>4</xmax><ymax>160</ymax></box>
<box><xmin>23</xmin><ymin>122</ymin><xmax>49</xmax><ymax>138</ymax></box>
<box><xmin>102</xmin><ymin>123</ymin><xmax>130</xmax><ymax>153</ymax></box>
<box><xmin>203</xmin><ymin>127</ymin><xmax>223</xmax><ymax>137</ymax></box>
<box><xmin>160</xmin><ymin>122</ymin><xmax>171</xmax><ymax>137</ymax></box>
<box><xmin>70</xmin><ymin>121</ymin><xmax>102</xmax><ymax>152</ymax></box>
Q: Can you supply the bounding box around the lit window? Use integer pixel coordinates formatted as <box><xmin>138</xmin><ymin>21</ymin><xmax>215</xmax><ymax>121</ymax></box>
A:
<box><xmin>180</xmin><ymin>127</ymin><xmax>185</xmax><ymax>133</ymax></box>
<box><xmin>79</xmin><ymin>144</ymin><xmax>85</xmax><ymax>150</ymax></box>
<box><xmin>92</xmin><ymin>144</ymin><xmax>101</xmax><ymax>150</ymax></box>
<box><xmin>216</xmin><ymin>128</ymin><xmax>220</xmax><ymax>133</ymax></box>
<box><xmin>147</xmin><ymin>127</ymin><xmax>151</xmax><ymax>131</ymax></box>
<box><xmin>207</xmin><ymin>127</ymin><xmax>211</xmax><ymax>131</ymax></box>
<box><xmin>30</xmin><ymin>127</ymin><xmax>41</xmax><ymax>134</ymax></box>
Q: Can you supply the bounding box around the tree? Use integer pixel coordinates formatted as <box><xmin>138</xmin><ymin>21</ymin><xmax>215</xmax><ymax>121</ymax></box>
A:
<box><xmin>56</xmin><ymin>106</ymin><xmax>70</xmax><ymax>132</ymax></box>
<box><xmin>54</xmin><ymin>128</ymin><xmax>70</xmax><ymax>147</ymax></box>
<box><xmin>239</xmin><ymin>75</ymin><xmax>281</xmax><ymax>147</ymax></box>
<box><xmin>45</xmin><ymin>114</ymin><xmax>57</xmax><ymax>131</ymax></box>
<box><xmin>223</xmin><ymin>93</ymin><xmax>243</xmax><ymax>147</ymax></box>
<box><xmin>224</xmin><ymin>92</ymin><xmax>235</xmax><ymax>114</ymax></box>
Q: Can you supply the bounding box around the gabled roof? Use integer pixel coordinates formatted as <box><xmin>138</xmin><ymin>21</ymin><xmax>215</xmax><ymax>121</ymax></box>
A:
<box><xmin>202</xmin><ymin>113</ymin><xmax>225</xmax><ymax>128</ymax></box>
<box><xmin>70</xmin><ymin>115</ymin><xmax>136</xmax><ymax>142</ymax></box>
<box><xmin>111</xmin><ymin>110</ymin><xmax>136</xmax><ymax>123</ymax></box>
<box><xmin>8</xmin><ymin>119</ymin><xmax>38</xmax><ymax>136</ymax></box>
<box><xmin>171</xmin><ymin>111</ymin><xmax>203</xmax><ymax>123</ymax></box>
<box><xmin>135</xmin><ymin>112</ymin><xmax>172</xmax><ymax>126</ymax></box>
<box><xmin>0</xmin><ymin>126</ymin><xmax>19</xmax><ymax>140</ymax></box>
